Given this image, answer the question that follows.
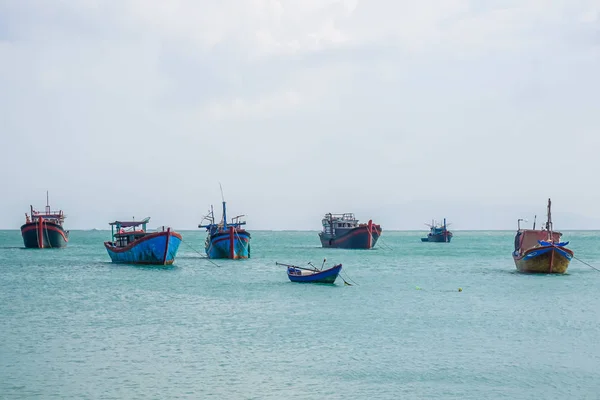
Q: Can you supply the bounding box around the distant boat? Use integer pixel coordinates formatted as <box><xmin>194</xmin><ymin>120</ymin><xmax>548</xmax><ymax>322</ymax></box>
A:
<box><xmin>318</xmin><ymin>213</ymin><xmax>381</xmax><ymax>249</ymax></box>
<box><xmin>277</xmin><ymin>260</ymin><xmax>342</xmax><ymax>284</ymax></box>
<box><xmin>104</xmin><ymin>217</ymin><xmax>182</xmax><ymax>265</ymax></box>
<box><xmin>512</xmin><ymin>198</ymin><xmax>573</xmax><ymax>274</ymax></box>
<box><xmin>20</xmin><ymin>192</ymin><xmax>69</xmax><ymax>248</ymax></box>
<box><xmin>421</xmin><ymin>218</ymin><xmax>453</xmax><ymax>243</ymax></box>
<box><xmin>198</xmin><ymin>190</ymin><xmax>250</xmax><ymax>259</ymax></box>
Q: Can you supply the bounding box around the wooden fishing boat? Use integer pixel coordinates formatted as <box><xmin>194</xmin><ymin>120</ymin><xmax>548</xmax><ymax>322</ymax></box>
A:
<box><xmin>318</xmin><ymin>213</ymin><xmax>381</xmax><ymax>249</ymax></box>
<box><xmin>104</xmin><ymin>218</ymin><xmax>182</xmax><ymax>265</ymax></box>
<box><xmin>421</xmin><ymin>218</ymin><xmax>452</xmax><ymax>242</ymax></box>
<box><xmin>512</xmin><ymin>199</ymin><xmax>573</xmax><ymax>274</ymax></box>
<box><xmin>277</xmin><ymin>261</ymin><xmax>342</xmax><ymax>284</ymax></box>
<box><xmin>198</xmin><ymin>187</ymin><xmax>250</xmax><ymax>259</ymax></box>
<box><xmin>20</xmin><ymin>192</ymin><xmax>69</xmax><ymax>248</ymax></box>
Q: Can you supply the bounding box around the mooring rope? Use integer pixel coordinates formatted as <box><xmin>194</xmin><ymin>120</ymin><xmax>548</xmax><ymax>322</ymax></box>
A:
<box><xmin>341</xmin><ymin>270</ymin><xmax>359</xmax><ymax>286</ymax></box>
<box><xmin>573</xmin><ymin>255</ymin><xmax>600</xmax><ymax>273</ymax></box>
<box><xmin>180</xmin><ymin>238</ymin><xmax>221</xmax><ymax>268</ymax></box>
<box><xmin>44</xmin><ymin>222</ymin><xmax>53</xmax><ymax>249</ymax></box>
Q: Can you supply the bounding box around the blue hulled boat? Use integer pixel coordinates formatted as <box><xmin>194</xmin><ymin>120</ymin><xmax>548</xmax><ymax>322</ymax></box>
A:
<box><xmin>421</xmin><ymin>218</ymin><xmax>453</xmax><ymax>242</ymax></box>
<box><xmin>278</xmin><ymin>261</ymin><xmax>342</xmax><ymax>284</ymax></box>
<box><xmin>104</xmin><ymin>218</ymin><xmax>182</xmax><ymax>265</ymax></box>
<box><xmin>198</xmin><ymin>198</ymin><xmax>250</xmax><ymax>260</ymax></box>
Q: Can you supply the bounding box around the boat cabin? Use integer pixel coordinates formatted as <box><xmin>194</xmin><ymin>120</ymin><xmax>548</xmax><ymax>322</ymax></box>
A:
<box><xmin>321</xmin><ymin>213</ymin><xmax>359</xmax><ymax>235</ymax></box>
<box><xmin>25</xmin><ymin>193</ymin><xmax>66</xmax><ymax>225</ymax></box>
<box><xmin>26</xmin><ymin>205</ymin><xmax>65</xmax><ymax>225</ymax></box>
<box><xmin>198</xmin><ymin>202</ymin><xmax>247</xmax><ymax>235</ymax></box>
<box><xmin>514</xmin><ymin>229</ymin><xmax>562</xmax><ymax>254</ymax></box>
<box><xmin>109</xmin><ymin>217</ymin><xmax>150</xmax><ymax>248</ymax></box>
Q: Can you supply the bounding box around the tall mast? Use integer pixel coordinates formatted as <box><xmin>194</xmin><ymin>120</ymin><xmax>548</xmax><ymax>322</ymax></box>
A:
<box><xmin>219</xmin><ymin>183</ymin><xmax>227</xmax><ymax>228</ymax></box>
<box><xmin>45</xmin><ymin>191</ymin><xmax>50</xmax><ymax>214</ymax></box>
<box><xmin>546</xmin><ymin>198</ymin><xmax>552</xmax><ymax>241</ymax></box>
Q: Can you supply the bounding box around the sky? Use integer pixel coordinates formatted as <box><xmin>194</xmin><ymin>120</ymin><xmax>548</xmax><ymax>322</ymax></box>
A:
<box><xmin>1</xmin><ymin>0</ymin><xmax>599</xmax><ymax>230</ymax></box>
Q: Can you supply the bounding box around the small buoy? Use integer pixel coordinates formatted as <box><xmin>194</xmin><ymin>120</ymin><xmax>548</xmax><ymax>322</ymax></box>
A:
<box><xmin>458</xmin><ymin>288</ymin><xmax>462</xmax><ymax>292</ymax></box>
<box><xmin>415</xmin><ymin>286</ymin><xmax>421</xmax><ymax>290</ymax></box>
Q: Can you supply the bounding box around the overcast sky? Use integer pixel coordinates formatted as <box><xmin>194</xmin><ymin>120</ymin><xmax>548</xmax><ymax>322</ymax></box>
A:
<box><xmin>1</xmin><ymin>1</ymin><xmax>599</xmax><ymax>230</ymax></box>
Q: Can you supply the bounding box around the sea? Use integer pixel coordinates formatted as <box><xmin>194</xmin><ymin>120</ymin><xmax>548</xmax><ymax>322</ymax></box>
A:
<box><xmin>1</xmin><ymin>230</ymin><xmax>600</xmax><ymax>399</ymax></box>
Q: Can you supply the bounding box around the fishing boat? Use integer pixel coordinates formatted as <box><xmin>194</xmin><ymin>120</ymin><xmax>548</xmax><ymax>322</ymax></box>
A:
<box><xmin>20</xmin><ymin>192</ymin><xmax>69</xmax><ymax>248</ymax></box>
<box><xmin>198</xmin><ymin>195</ymin><xmax>250</xmax><ymax>259</ymax></box>
<box><xmin>421</xmin><ymin>218</ymin><xmax>453</xmax><ymax>242</ymax></box>
<box><xmin>277</xmin><ymin>260</ymin><xmax>342</xmax><ymax>284</ymax></box>
<box><xmin>318</xmin><ymin>213</ymin><xmax>382</xmax><ymax>249</ymax></box>
<box><xmin>104</xmin><ymin>218</ymin><xmax>182</xmax><ymax>265</ymax></box>
<box><xmin>512</xmin><ymin>198</ymin><xmax>573</xmax><ymax>274</ymax></box>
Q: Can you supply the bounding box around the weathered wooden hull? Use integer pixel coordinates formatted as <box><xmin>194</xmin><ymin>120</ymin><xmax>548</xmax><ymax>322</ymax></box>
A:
<box><xmin>206</xmin><ymin>229</ymin><xmax>250</xmax><ymax>259</ymax></box>
<box><xmin>20</xmin><ymin>221</ymin><xmax>69</xmax><ymax>248</ymax></box>
<box><xmin>513</xmin><ymin>245</ymin><xmax>573</xmax><ymax>274</ymax></box>
<box><xmin>287</xmin><ymin>264</ymin><xmax>342</xmax><ymax>284</ymax></box>
<box><xmin>319</xmin><ymin>225</ymin><xmax>382</xmax><ymax>249</ymax></box>
<box><xmin>104</xmin><ymin>230</ymin><xmax>182</xmax><ymax>265</ymax></box>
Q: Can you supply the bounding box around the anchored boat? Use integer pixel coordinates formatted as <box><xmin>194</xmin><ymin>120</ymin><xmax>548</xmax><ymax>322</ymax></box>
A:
<box><xmin>104</xmin><ymin>218</ymin><xmax>182</xmax><ymax>265</ymax></box>
<box><xmin>20</xmin><ymin>192</ymin><xmax>69</xmax><ymax>248</ymax></box>
<box><xmin>198</xmin><ymin>194</ymin><xmax>250</xmax><ymax>260</ymax></box>
<box><xmin>421</xmin><ymin>218</ymin><xmax>453</xmax><ymax>242</ymax></box>
<box><xmin>512</xmin><ymin>199</ymin><xmax>573</xmax><ymax>274</ymax></box>
<box><xmin>318</xmin><ymin>213</ymin><xmax>381</xmax><ymax>249</ymax></box>
<box><xmin>278</xmin><ymin>260</ymin><xmax>342</xmax><ymax>284</ymax></box>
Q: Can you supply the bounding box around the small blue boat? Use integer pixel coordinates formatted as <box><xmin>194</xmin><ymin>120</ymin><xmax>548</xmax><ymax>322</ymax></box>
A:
<box><xmin>198</xmin><ymin>193</ymin><xmax>250</xmax><ymax>260</ymax></box>
<box><xmin>278</xmin><ymin>261</ymin><xmax>343</xmax><ymax>284</ymax></box>
<box><xmin>104</xmin><ymin>218</ymin><xmax>182</xmax><ymax>265</ymax></box>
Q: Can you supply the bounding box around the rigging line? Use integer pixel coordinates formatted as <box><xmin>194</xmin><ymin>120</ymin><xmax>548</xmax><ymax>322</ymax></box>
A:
<box><xmin>573</xmin><ymin>255</ymin><xmax>600</xmax><ymax>273</ymax></box>
<box><xmin>180</xmin><ymin>238</ymin><xmax>221</xmax><ymax>268</ymax></box>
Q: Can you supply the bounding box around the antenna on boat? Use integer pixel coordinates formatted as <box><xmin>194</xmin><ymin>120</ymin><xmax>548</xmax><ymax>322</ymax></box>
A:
<box><xmin>321</xmin><ymin>258</ymin><xmax>326</xmax><ymax>270</ymax></box>
<box><xmin>532</xmin><ymin>215</ymin><xmax>537</xmax><ymax>230</ymax></box>
<box><xmin>517</xmin><ymin>218</ymin><xmax>524</xmax><ymax>230</ymax></box>
<box><xmin>45</xmin><ymin>191</ymin><xmax>50</xmax><ymax>214</ymax></box>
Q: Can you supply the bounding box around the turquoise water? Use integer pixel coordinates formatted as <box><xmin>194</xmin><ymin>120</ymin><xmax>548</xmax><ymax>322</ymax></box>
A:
<box><xmin>1</xmin><ymin>230</ymin><xmax>600</xmax><ymax>399</ymax></box>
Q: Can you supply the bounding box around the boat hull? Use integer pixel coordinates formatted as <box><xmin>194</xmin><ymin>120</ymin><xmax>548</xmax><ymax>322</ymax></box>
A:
<box><xmin>319</xmin><ymin>225</ymin><xmax>381</xmax><ymax>249</ymax></box>
<box><xmin>421</xmin><ymin>233</ymin><xmax>453</xmax><ymax>243</ymax></box>
<box><xmin>287</xmin><ymin>264</ymin><xmax>342</xmax><ymax>284</ymax></box>
<box><xmin>513</xmin><ymin>245</ymin><xmax>573</xmax><ymax>274</ymax></box>
<box><xmin>20</xmin><ymin>221</ymin><xmax>69</xmax><ymax>248</ymax></box>
<box><xmin>104</xmin><ymin>231</ymin><xmax>182</xmax><ymax>265</ymax></box>
<box><xmin>206</xmin><ymin>229</ymin><xmax>250</xmax><ymax>259</ymax></box>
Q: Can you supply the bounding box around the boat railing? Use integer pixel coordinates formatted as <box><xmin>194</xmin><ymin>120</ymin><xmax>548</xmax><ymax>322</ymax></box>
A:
<box><xmin>231</xmin><ymin>215</ymin><xmax>247</xmax><ymax>225</ymax></box>
<box><xmin>32</xmin><ymin>210</ymin><xmax>64</xmax><ymax>217</ymax></box>
<box><xmin>325</xmin><ymin>213</ymin><xmax>356</xmax><ymax>220</ymax></box>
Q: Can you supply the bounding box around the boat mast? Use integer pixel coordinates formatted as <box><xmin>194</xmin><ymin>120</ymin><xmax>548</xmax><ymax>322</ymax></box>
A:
<box><xmin>546</xmin><ymin>198</ymin><xmax>553</xmax><ymax>241</ymax></box>
<box><xmin>443</xmin><ymin>218</ymin><xmax>447</xmax><ymax>242</ymax></box>
<box><xmin>219</xmin><ymin>183</ymin><xmax>227</xmax><ymax>229</ymax></box>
